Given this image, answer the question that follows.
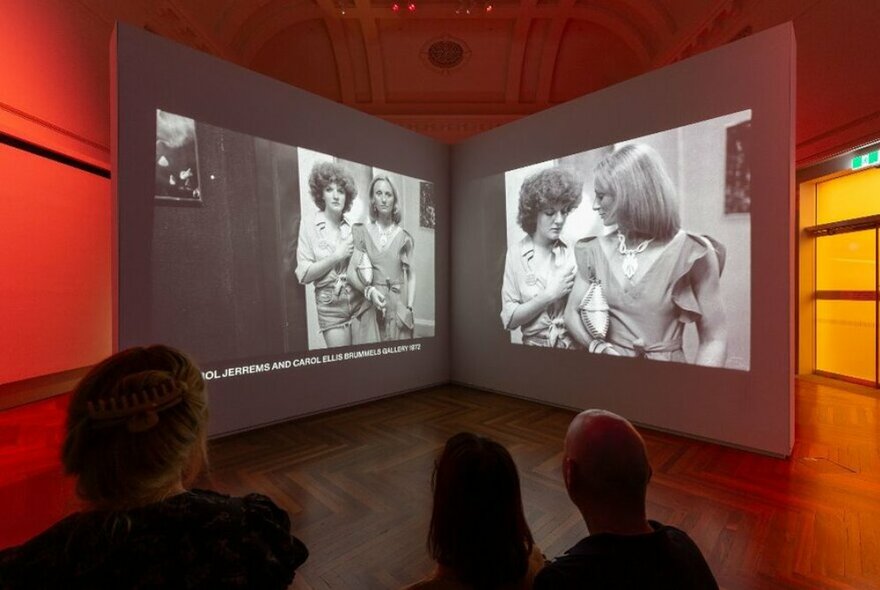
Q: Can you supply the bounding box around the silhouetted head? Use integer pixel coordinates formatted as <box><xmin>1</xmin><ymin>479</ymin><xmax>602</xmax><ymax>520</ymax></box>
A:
<box><xmin>563</xmin><ymin>409</ymin><xmax>652</xmax><ymax>523</ymax></box>
<box><xmin>428</xmin><ymin>432</ymin><xmax>534</xmax><ymax>588</ymax></box>
<box><xmin>62</xmin><ymin>345</ymin><xmax>208</xmax><ymax>510</ymax></box>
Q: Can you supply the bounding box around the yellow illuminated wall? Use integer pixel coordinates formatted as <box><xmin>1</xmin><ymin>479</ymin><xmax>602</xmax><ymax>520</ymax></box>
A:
<box><xmin>817</xmin><ymin>168</ymin><xmax>880</xmax><ymax>224</ymax></box>
<box><xmin>816</xmin><ymin>231</ymin><xmax>875</xmax><ymax>291</ymax></box>
<box><xmin>814</xmin><ymin>169</ymin><xmax>880</xmax><ymax>384</ymax></box>
<box><xmin>815</xmin><ymin>231</ymin><xmax>875</xmax><ymax>382</ymax></box>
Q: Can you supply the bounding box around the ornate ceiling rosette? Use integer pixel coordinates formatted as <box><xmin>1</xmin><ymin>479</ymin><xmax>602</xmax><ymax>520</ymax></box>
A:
<box><xmin>420</xmin><ymin>35</ymin><xmax>472</xmax><ymax>73</ymax></box>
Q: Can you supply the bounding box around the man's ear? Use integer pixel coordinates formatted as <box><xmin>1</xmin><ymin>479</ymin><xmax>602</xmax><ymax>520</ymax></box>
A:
<box><xmin>563</xmin><ymin>456</ymin><xmax>574</xmax><ymax>495</ymax></box>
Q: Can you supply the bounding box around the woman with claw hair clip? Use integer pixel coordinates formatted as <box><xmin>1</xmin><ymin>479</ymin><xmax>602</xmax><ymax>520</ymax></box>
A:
<box><xmin>0</xmin><ymin>345</ymin><xmax>308</xmax><ymax>588</ymax></box>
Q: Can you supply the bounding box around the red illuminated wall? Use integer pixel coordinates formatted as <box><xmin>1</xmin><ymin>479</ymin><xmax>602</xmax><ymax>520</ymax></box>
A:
<box><xmin>0</xmin><ymin>2</ymin><xmax>112</xmax><ymax>400</ymax></box>
<box><xmin>0</xmin><ymin>143</ymin><xmax>111</xmax><ymax>386</ymax></box>
<box><xmin>0</xmin><ymin>2</ymin><xmax>110</xmax><ymax>168</ymax></box>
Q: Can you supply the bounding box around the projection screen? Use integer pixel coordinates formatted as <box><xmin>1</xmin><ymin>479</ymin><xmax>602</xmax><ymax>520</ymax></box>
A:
<box><xmin>114</xmin><ymin>24</ymin><xmax>449</xmax><ymax>436</ymax></box>
<box><xmin>451</xmin><ymin>24</ymin><xmax>794</xmax><ymax>456</ymax></box>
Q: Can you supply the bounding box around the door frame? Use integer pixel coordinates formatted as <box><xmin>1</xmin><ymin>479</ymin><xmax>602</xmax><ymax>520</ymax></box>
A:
<box><xmin>798</xmin><ymin>143</ymin><xmax>880</xmax><ymax>387</ymax></box>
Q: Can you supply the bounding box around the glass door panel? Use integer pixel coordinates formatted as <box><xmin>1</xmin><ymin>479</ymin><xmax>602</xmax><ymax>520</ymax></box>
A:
<box><xmin>816</xmin><ymin>300</ymin><xmax>875</xmax><ymax>383</ymax></box>
<box><xmin>816</xmin><ymin>230</ymin><xmax>875</xmax><ymax>291</ymax></box>
<box><xmin>817</xmin><ymin>168</ymin><xmax>880</xmax><ymax>224</ymax></box>
<box><xmin>815</xmin><ymin>230</ymin><xmax>876</xmax><ymax>384</ymax></box>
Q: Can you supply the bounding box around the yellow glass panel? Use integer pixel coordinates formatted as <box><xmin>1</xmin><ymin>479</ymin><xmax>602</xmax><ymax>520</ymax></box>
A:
<box><xmin>817</xmin><ymin>168</ymin><xmax>880</xmax><ymax>225</ymax></box>
<box><xmin>816</xmin><ymin>231</ymin><xmax>876</xmax><ymax>291</ymax></box>
<box><xmin>816</xmin><ymin>300</ymin><xmax>875</xmax><ymax>382</ymax></box>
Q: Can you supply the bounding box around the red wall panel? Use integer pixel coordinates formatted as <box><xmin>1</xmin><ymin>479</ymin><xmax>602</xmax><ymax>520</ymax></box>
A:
<box><xmin>0</xmin><ymin>143</ymin><xmax>111</xmax><ymax>384</ymax></box>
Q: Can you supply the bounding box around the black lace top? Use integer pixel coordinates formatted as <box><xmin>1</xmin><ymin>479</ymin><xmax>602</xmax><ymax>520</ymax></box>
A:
<box><xmin>0</xmin><ymin>489</ymin><xmax>308</xmax><ymax>589</ymax></box>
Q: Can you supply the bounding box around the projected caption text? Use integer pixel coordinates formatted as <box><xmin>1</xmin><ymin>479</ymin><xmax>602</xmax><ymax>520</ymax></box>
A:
<box><xmin>201</xmin><ymin>343</ymin><xmax>422</xmax><ymax>380</ymax></box>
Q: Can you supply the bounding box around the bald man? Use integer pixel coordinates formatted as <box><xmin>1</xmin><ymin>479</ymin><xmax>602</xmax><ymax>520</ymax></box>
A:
<box><xmin>533</xmin><ymin>410</ymin><xmax>718</xmax><ymax>589</ymax></box>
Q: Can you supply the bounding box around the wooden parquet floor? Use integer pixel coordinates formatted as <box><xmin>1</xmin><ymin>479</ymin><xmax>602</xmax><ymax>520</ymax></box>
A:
<box><xmin>199</xmin><ymin>380</ymin><xmax>880</xmax><ymax>590</ymax></box>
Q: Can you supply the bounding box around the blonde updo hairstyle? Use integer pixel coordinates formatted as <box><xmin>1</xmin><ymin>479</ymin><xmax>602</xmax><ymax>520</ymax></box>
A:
<box><xmin>61</xmin><ymin>345</ymin><xmax>208</xmax><ymax>510</ymax></box>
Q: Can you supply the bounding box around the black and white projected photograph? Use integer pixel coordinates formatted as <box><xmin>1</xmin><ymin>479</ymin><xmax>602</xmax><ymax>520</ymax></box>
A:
<box><xmin>296</xmin><ymin>148</ymin><xmax>436</xmax><ymax>350</ymax></box>
<box><xmin>149</xmin><ymin>112</ymin><xmax>437</xmax><ymax>365</ymax></box>
<box><xmin>150</xmin><ymin>109</ymin><xmax>304</xmax><ymax>365</ymax></box>
<box><xmin>501</xmin><ymin>110</ymin><xmax>751</xmax><ymax>371</ymax></box>
<box><xmin>155</xmin><ymin>111</ymin><xmax>201</xmax><ymax>204</ymax></box>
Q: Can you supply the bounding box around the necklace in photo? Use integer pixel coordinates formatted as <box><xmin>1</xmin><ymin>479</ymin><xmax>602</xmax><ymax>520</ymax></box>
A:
<box><xmin>617</xmin><ymin>232</ymin><xmax>653</xmax><ymax>280</ymax></box>
<box><xmin>377</xmin><ymin>223</ymin><xmax>395</xmax><ymax>247</ymax></box>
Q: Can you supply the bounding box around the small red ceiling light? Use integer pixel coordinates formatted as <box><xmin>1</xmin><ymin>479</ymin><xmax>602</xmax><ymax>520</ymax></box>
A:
<box><xmin>407</xmin><ymin>1</ymin><xmax>416</xmax><ymax>12</ymax></box>
<box><xmin>391</xmin><ymin>1</ymin><xmax>400</xmax><ymax>12</ymax></box>
<box><xmin>484</xmin><ymin>2</ymin><xmax>493</xmax><ymax>13</ymax></box>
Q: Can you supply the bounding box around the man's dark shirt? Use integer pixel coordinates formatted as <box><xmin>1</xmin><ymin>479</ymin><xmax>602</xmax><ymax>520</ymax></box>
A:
<box><xmin>534</xmin><ymin>520</ymin><xmax>718</xmax><ymax>589</ymax></box>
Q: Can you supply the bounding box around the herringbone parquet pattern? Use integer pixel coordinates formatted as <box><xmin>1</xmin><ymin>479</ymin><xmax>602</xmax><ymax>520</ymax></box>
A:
<box><xmin>200</xmin><ymin>380</ymin><xmax>880</xmax><ymax>589</ymax></box>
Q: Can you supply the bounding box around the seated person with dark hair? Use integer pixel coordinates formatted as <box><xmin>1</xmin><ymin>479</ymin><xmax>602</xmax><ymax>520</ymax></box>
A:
<box><xmin>534</xmin><ymin>409</ymin><xmax>718</xmax><ymax>590</ymax></box>
<box><xmin>405</xmin><ymin>432</ymin><xmax>544</xmax><ymax>590</ymax></box>
<box><xmin>0</xmin><ymin>345</ymin><xmax>308</xmax><ymax>589</ymax></box>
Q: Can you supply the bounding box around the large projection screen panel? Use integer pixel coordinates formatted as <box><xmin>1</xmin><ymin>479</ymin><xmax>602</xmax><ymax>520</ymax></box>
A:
<box><xmin>113</xmin><ymin>24</ymin><xmax>449</xmax><ymax>436</ymax></box>
<box><xmin>451</xmin><ymin>24</ymin><xmax>794</xmax><ymax>456</ymax></box>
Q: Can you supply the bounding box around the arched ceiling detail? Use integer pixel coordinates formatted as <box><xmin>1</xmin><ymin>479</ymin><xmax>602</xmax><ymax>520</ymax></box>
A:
<box><xmin>504</xmin><ymin>0</ymin><xmax>536</xmax><ymax>103</ymax></box>
<box><xmin>213</xmin><ymin>0</ymin><xmax>286</xmax><ymax>47</ymax></box>
<box><xmin>652</xmin><ymin>0</ymin><xmax>740</xmax><ymax>67</ymax></box>
<box><xmin>599</xmin><ymin>0</ymin><xmax>676</xmax><ymax>53</ymax></box>
<box><xmin>77</xmin><ymin>0</ymin><xmax>837</xmax><ymax>144</ymax></box>
<box><xmin>250</xmin><ymin>20</ymin><xmax>343</xmax><ymax>102</ymax></box>
<box><xmin>535</xmin><ymin>0</ymin><xmax>578</xmax><ymax>105</ymax></box>
<box><xmin>353</xmin><ymin>0</ymin><xmax>387</xmax><ymax>103</ymax></box>
<box><xmin>215</xmin><ymin>0</ymin><xmax>725</xmax><ymax>140</ymax></box>
<box><xmin>220</xmin><ymin>0</ymin><xmax>663</xmax><ymax>109</ymax></box>
<box><xmin>568</xmin><ymin>5</ymin><xmax>652</xmax><ymax>65</ymax></box>
<box><xmin>231</xmin><ymin>2</ymin><xmax>324</xmax><ymax>62</ymax></box>
<box><xmin>313</xmin><ymin>0</ymin><xmax>357</xmax><ymax>104</ymax></box>
<box><xmin>549</xmin><ymin>19</ymin><xmax>643</xmax><ymax>103</ymax></box>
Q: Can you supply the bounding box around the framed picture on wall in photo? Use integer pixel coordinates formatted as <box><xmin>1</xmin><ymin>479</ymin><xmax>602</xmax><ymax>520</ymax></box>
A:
<box><xmin>155</xmin><ymin>110</ymin><xmax>203</xmax><ymax>206</ymax></box>
<box><xmin>420</xmin><ymin>181</ymin><xmax>436</xmax><ymax>229</ymax></box>
<box><xmin>724</xmin><ymin>120</ymin><xmax>751</xmax><ymax>214</ymax></box>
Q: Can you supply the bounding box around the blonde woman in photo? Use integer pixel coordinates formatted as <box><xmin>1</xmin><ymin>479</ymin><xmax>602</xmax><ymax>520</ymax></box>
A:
<box><xmin>348</xmin><ymin>174</ymin><xmax>417</xmax><ymax>341</ymax></box>
<box><xmin>564</xmin><ymin>144</ymin><xmax>727</xmax><ymax>366</ymax></box>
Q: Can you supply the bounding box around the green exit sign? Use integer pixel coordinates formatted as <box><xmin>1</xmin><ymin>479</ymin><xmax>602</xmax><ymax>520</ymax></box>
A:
<box><xmin>852</xmin><ymin>150</ymin><xmax>880</xmax><ymax>170</ymax></box>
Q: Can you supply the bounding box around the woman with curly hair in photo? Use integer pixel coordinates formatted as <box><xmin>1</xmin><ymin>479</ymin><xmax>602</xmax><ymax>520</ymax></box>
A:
<box><xmin>296</xmin><ymin>161</ymin><xmax>376</xmax><ymax>347</ymax></box>
<box><xmin>501</xmin><ymin>166</ymin><xmax>584</xmax><ymax>348</ymax></box>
